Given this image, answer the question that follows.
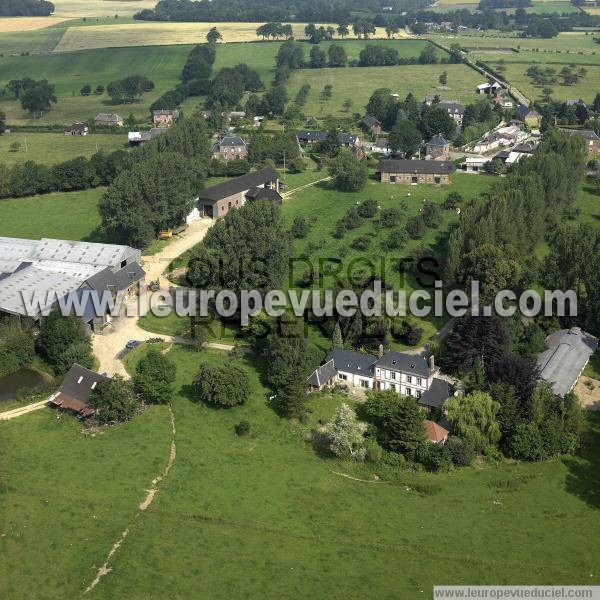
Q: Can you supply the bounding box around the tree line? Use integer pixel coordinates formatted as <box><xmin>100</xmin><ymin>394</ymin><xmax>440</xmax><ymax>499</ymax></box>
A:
<box><xmin>0</xmin><ymin>0</ymin><xmax>53</xmax><ymax>16</ymax></box>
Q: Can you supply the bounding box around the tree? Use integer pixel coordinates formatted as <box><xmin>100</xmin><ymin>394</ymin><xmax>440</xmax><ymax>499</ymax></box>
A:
<box><xmin>95</xmin><ymin>84</ymin><xmax>104</xmax><ymax>95</ymax></box>
<box><xmin>80</xmin><ymin>84</ymin><xmax>91</xmax><ymax>96</ymax></box>
<box><xmin>361</xmin><ymin>390</ymin><xmax>426</xmax><ymax>456</ymax></box>
<box><xmin>326</xmin><ymin>404</ymin><xmax>367</xmax><ymax>460</ymax></box>
<box><xmin>206</xmin><ymin>26</ymin><xmax>222</xmax><ymax>43</ymax></box>
<box><xmin>336</xmin><ymin>23</ymin><xmax>349</xmax><ymax>38</ymax></box>
<box><xmin>37</xmin><ymin>308</ymin><xmax>90</xmax><ymax>366</ymax></box>
<box><xmin>309</xmin><ymin>46</ymin><xmax>326</xmax><ymax>68</ymax></box>
<box><xmin>107</xmin><ymin>75</ymin><xmax>154</xmax><ymax>104</ymax></box>
<box><xmin>439</xmin><ymin>70</ymin><xmax>448</xmax><ymax>86</ymax></box>
<box><xmin>20</xmin><ymin>80</ymin><xmax>57</xmax><ymax>116</ymax></box>
<box><xmin>419</xmin><ymin>105</ymin><xmax>455</xmax><ymax>139</ymax></box>
<box><xmin>328</xmin><ymin>150</ymin><xmax>368</xmax><ymax>192</ymax></box>
<box><xmin>343</xmin><ymin>98</ymin><xmax>353</xmax><ymax>113</ymax></box>
<box><xmin>446</xmin><ymin>391</ymin><xmax>501</xmax><ymax>452</ymax></box>
<box><xmin>262</xmin><ymin>85</ymin><xmax>288</xmax><ymax>115</ymax></box>
<box><xmin>291</xmin><ymin>215</ymin><xmax>309</xmax><ymax>238</ymax></box>
<box><xmin>55</xmin><ymin>342</ymin><xmax>94</xmax><ymax>375</ymax></box>
<box><xmin>0</xmin><ymin>111</ymin><xmax>5</xmax><ymax>135</ymax></box>
<box><xmin>89</xmin><ymin>376</ymin><xmax>138</xmax><ymax>424</ymax></box>
<box><xmin>328</xmin><ymin>44</ymin><xmax>347</xmax><ymax>68</ymax></box>
<box><xmin>331</xmin><ymin>321</ymin><xmax>343</xmax><ymax>348</ymax></box>
<box><xmin>389</xmin><ymin>119</ymin><xmax>421</xmax><ymax>158</ymax></box>
<box><xmin>100</xmin><ymin>151</ymin><xmax>198</xmax><ymax>247</ymax></box>
<box><xmin>133</xmin><ymin>346</ymin><xmax>176</xmax><ymax>404</ymax></box>
<box><xmin>182</xmin><ymin>55</ymin><xmax>212</xmax><ymax>83</ymax></box>
<box><xmin>193</xmin><ymin>362</ymin><xmax>249</xmax><ymax>407</ymax></box>
<box><xmin>418</xmin><ymin>43</ymin><xmax>438</xmax><ymax>64</ymax></box>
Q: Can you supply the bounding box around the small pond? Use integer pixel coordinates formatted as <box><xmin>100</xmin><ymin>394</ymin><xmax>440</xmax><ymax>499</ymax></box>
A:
<box><xmin>0</xmin><ymin>368</ymin><xmax>49</xmax><ymax>403</ymax></box>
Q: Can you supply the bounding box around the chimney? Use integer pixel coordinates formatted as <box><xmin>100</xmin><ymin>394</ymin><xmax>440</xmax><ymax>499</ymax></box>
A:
<box><xmin>428</xmin><ymin>354</ymin><xmax>435</xmax><ymax>372</ymax></box>
<box><xmin>378</xmin><ymin>344</ymin><xmax>384</xmax><ymax>359</ymax></box>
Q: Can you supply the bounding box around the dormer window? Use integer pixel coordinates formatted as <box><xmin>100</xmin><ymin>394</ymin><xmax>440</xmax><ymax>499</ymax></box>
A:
<box><xmin>77</xmin><ymin>376</ymin><xmax>83</xmax><ymax>384</ymax></box>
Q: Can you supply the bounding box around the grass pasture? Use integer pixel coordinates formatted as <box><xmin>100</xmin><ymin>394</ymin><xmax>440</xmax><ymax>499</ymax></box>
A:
<box><xmin>0</xmin><ymin>187</ymin><xmax>104</xmax><ymax>241</ymax></box>
<box><xmin>527</xmin><ymin>1</ymin><xmax>580</xmax><ymax>13</ymax></box>
<box><xmin>0</xmin><ymin>45</ymin><xmax>190</xmax><ymax>125</ymax></box>
<box><xmin>287</xmin><ymin>63</ymin><xmax>483</xmax><ymax>117</ymax></box>
<box><xmin>0</xmin><ymin>132</ymin><xmax>126</xmax><ymax>165</ymax></box>
<box><xmin>2</xmin><ymin>343</ymin><xmax>600</xmax><ymax>599</ymax></box>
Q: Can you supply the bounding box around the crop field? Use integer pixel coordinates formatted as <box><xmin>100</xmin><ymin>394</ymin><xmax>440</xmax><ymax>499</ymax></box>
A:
<box><xmin>0</xmin><ymin>45</ymin><xmax>189</xmax><ymax>125</ymax></box>
<box><xmin>0</xmin><ymin>132</ymin><xmax>126</xmax><ymax>166</ymax></box>
<box><xmin>0</xmin><ymin>187</ymin><xmax>104</xmax><ymax>241</ymax></box>
<box><xmin>0</xmin><ymin>17</ymin><xmax>72</xmax><ymax>32</ymax></box>
<box><xmin>52</xmin><ymin>22</ymin><xmax>406</xmax><ymax>52</ymax></box>
<box><xmin>51</xmin><ymin>0</ymin><xmax>157</xmax><ymax>18</ymax></box>
<box><xmin>287</xmin><ymin>63</ymin><xmax>483</xmax><ymax>116</ymax></box>
<box><xmin>2</xmin><ymin>343</ymin><xmax>600</xmax><ymax>599</ymax></box>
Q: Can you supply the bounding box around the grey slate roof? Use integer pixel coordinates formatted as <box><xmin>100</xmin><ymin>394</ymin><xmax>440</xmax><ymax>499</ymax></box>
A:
<box><xmin>513</xmin><ymin>140</ymin><xmax>539</xmax><ymax>154</ymax></box>
<box><xmin>57</xmin><ymin>364</ymin><xmax>110</xmax><ymax>404</ymax></box>
<box><xmin>375</xmin><ymin>351</ymin><xmax>431</xmax><ymax>377</ymax></box>
<box><xmin>307</xmin><ymin>359</ymin><xmax>337</xmax><ymax>387</ymax></box>
<box><xmin>418</xmin><ymin>377</ymin><xmax>453</xmax><ymax>409</ymax></box>
<box><xmin>516</xmin><ymin>105</ymin><xmax>540</xmax><ymax>120</ymax></box>
<box><xmin>438</xmin><ymin>100</ymin><xmax>464</xmax><ymax>115</ymax></box>
<box><xmin>427</xmin><ymin>134</ymin><xmax>449</xmax><ymax>147</ymax></box>
<box><xmin>215</xmin><ymin>135</ymin><xmax>247</xmax><ymax>148</ymax></box>
<box><xmin>536</xmin><ymin>327</ymin><xmax>598</xmax><ymax>396</ymax></box>
<box><xmin>95</xmin><ymin>113</ymin><xmax>122</xmax><ymax>123</ymax></box>
<box><xmin>360</xmin><ymin>115</ymin><xmax>381</xmax><ymax>128</ymax></box>
<box><xmin>563</xmin><ymin>129</ymin><xmax>600</xmax><ymax>141</ymax></box>
<box><xmin>197</xmin><ymin>166</ymin><xmax>279</xmax><ymax>202</ymax></box>
<box><xmin>325</xmin><ymin>348</ymin><xmax>377</xmax><ymax>377</ymax></box>
<box><xmin>245</xmin><ymin>187</ymin><xmax>282</xmax><ymax>204</ymax></box>
<box><xmin>84</xmin><ymin>262</ymin><xmax>145</xmax><ymax>294</ymax></box>
<box><xmin>297</xmin><ymin>130</ymin><xmax>328</xmax><ymax>143</ymax></box>
<box><xmin>377</xmin><ymin>159</ymin><xmax>455</xmax><ymax>175</ymax></box>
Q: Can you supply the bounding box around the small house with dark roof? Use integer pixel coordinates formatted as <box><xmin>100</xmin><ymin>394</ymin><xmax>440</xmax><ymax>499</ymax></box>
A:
<box><xmin>425</xmin><ymin>134</ymin><xmax>450</xmax><ymax>160</ymax></box>
<box><xmin>515</xmin><ymin>105</ymin><xmax>541</xmax><ymax>129</ymax></box>
<box><xmin>296</xmin><ymin>130</ymin><xmax>328</xmax><ymax>145</ymax></box>
<box><xmin>64</xmin><ymin>122</ymin><xmax>89</xmax><ymax>136</ymax></box>
<box><xmin>562</xmin><ymin>129</ymin><xmax>600</xmax><ymax>155</ymax></box>
<box><xmin>212</xmin><ymin>135</ymin><xmax>248</xmax><ymax>161</ymax></box>
<box><xmin>196</xmin><ymin>166</ymin><xmax>280</xmax><ymax>218</ymax></box>
<box><xmin>128</xmin><ymin>127</ymin><xmax>167</xmax><ymax>145</ymax></box>
<box><xmin>438</xmin><ymin>100</ymin><xmax>464</xmax><ymax>126</ymax></box>
<box><xmin>359</xmin><ymin>115</ymin><xmax>382</xmax><ymax>135</ymax></box>
<box><xmin>49</xmin><ymin>364</ymin><xmax>110</xmax><ymax>419</ymax></box>
<box><xmin>307</xmin><ymin>359</ymin><xmax>338</xmax><ymax>391</ymax></box>
<box><xmin>377</xmin><ymin>159</ymin><xmax>454</xmax><ymax>185</ymax></box>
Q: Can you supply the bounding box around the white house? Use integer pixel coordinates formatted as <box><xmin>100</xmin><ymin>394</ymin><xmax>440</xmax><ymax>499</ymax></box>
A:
<box><xmin>462</xmin><ymin>156</ymin><xmax>492</xmax><ymax>173</ymax></box>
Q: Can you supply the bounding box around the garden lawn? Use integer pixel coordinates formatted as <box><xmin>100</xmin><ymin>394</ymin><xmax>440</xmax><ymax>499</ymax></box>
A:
<box><xmin>4</xmin><ymin>343</ymin><xmax>600</xmax><ymax>599</ymax></box>
<box><xmin>0</xmin><ymin>132</ymin><xmax>126</xmax><ymax>166</ymax></box>
<box><xmin>281</xmin><ymin>172</ymin><xmax>495</xmax><ymax>348</ymax></box>
<box><xmin>288</xmin><ymin>63</ymin><xmax>483</xmax><ymax>117</ymax></box>
<box><xmin>576</xmin><ymin>184</ymin><xmax>600</xmax><ymax>229</ymax></box>
<box><xmin>0</xmin><ymin>187</ymin><xmax>104</xmax><ymax>241</ymax></box>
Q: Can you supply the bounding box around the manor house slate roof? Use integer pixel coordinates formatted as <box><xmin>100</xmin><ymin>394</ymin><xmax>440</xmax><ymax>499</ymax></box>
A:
<box><xmin>376</xmin><ymin>351</ymin><xmax>431</xmax><ymax>377</ymax></box>
<box><xmin>197</xmin><ymin>166</ymin><xmax>279</xmax><ymax>202</ymax></box>
<box><xmin>325</xmin><ymin>348</ymin><xmax>377</xmax><ymax>377</ymax></box>
<box><xmin>536</xmin><ymin>327</ymin><xmax>598</xmax><ymax>396</ymax></box>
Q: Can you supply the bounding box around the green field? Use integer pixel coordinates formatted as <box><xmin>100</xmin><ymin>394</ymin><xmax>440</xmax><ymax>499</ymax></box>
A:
<box><xmin>527</xmin><ymin>1</ymin><xmax>580</xmax><ymax>13</ymax></box>
<box><xmin>288</xmin><ymin>63</ymin><xmax>482</xmax><ymax>117</ymax></box>
<box><xmin>0</xmin><ymin>187</ymin><xmax>103</xmax><ymax>240</ymax></box>
<box><xmin>0</xmin><ymin>132</ymin><xmax>126</xmax><ymax>165</ymax></box>
<box><xmin>0</xmin><ymin>45</ymin><xmax>190</xmax><ymax>125</ymax></box>
<box><xmin>3</xmin><ymin>343</ymin><xmax>599</xmax><ymax>599</ymax></box>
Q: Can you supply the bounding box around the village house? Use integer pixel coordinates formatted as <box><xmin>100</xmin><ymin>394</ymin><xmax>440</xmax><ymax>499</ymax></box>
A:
<box><xmin>211</xmin><ymin>136</ymin><xmax>248</xmax><ymax>161</ymax></box>
<box><xmin>493</xmin><ymin>90</ymin><xmax>513</xmax><ymax>109</ymax></box>
<box><xmin>425</xmin><ymin>420</ymin><xmax>449</xmax><ymax>444</ymax></box>
<box><xmin>64</xmin><ymin>122</ymin><xmax>89</xmax><ymax>136</ymax></box>
<box><xmin>359</xmin><ymin>115</ymin><xmax>383</xmax><ymax>135</ymax></box>
<box><xmin>425</xmin><ymin>134</ymin><xmax>450</xmax><ymax>160</ymax></box>
<box><xmin>128</xmin><ymin>127</ymin><xmax>167</xmax><ymax>145</ymax></box>
<box><xmin>296</xmin><ymin>131</ymin><xmax>360</xmax><ymax>148</ymax></box>
<box><xmin>536</xmin><ymin>327</ymin><xmax>598</xmax><ymax>397</ymax></box>
<box><xmin>94</xmin><ymin>113</ymin><xmax>123</xmax><ymax>127</ymax></box>
<box><xmin>461</xmin><ymin>156</ymin><xmax>492</xmax><ymax>173</ymax></box>
<box><xmin>49</xmin><ymin>364</ymin><xmax>110</xmax><ymax>419</ymax></box>
<box><xmin>307</xmin><ymin>348</ymin><xmax>454</xmax><ymax>412</ymax></box>
<box><xmin>152</xmin><ymin>109</ymin><xmax>179</xmax><ymax>126</ymax></box>
<box><xmin>0</xmin><ymin>237</ymin><xmax>144</xmax><ymax>331</ymax></box>
<box><xmin>438</xmin><ymin>100</ymin><xmax>464</xmax><ymax>127</ymax></box>
<box><xmin>377</xmin><ymin>159</ymin><xmax>454</xmax><ymax>185</ymax></box>
<box><xmin>562</xmin><ymin>129</ymin><xmax>600</xmax><ymax>156</ymax></box>
<box><xmin>476</xmin><ymin>82</ymin><xmax>502</xmax><ymax>95</ymax></box>
<box><xmin>195</xmin><ymin>166</ymin><xmax>281</xmax><ymax>219</ymax></box>
<box><xmin>373</xmin><ymin>138</ymin><xmax>392</xmax><ymax>154</ymax></box>
<box><xmin>515</xmin><ymin>105</ymin><xmax>542</xmax><ymax>129</ymax></box>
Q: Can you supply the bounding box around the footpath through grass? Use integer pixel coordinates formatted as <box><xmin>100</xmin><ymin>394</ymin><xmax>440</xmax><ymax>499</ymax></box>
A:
<box><xmin>3</xmin><ymin>343</ymin><xmax>600</xmax><ymax>599</ymax></box>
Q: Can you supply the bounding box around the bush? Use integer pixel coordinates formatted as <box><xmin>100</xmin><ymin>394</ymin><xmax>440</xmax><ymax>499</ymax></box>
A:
<box><xmin>235</xmin><ymin>420</ymin><xmax>251</xmax><ymax>436</ymax></box>
<box><xmin>357</xmin><ymin>197</ymin><xmax>378</xmax><ymax>218</ymax></box>
<box><xmin>406</xmin><ymin>215</ymin><xmax>425</xmax><ymax>239</ymax></box>
<box><xmin>377</xmin><ymin>208</ymin><xmax>401</xmax><ymax>228</ymax></box>
<box><xmin>350</xmin><ymin>235</ymin><xmax>371</xmax><ymax>251</ymax></box>
<box><xmin>193</xmin><ymin>362</ymin><xmax>249</xmax><ymax>407</ymax></box>
<box><xmin>291</xmin><ymin>215</ymin><xmax>309</xmax><ymax>238</ymax></box>
<box><xmin>415</xmin><ymin>442</ymin><xmax>452</xmax><ymax>472</ymax></box>
<box><xmin>405</xmin><ymin>324</ymin><xmax>423</xmax><ymax>346</ymax></box>
<box><xmin>287</xmin><ymin>157</ymin><xmax>306</xmax><ymax>173</ymax></box>
<box><xmin>445</xmin><ymin>436</ymin><xmax>475</xmax><ymax>466</ymax></box>
<box><xmin>382</xmin><ymin>228</ymin><xmax>408</xmax><ymax>250</ymax></box>
<box><xmin>422</xmin><ymin>203</ymin><xmax>443</xmax><ymax>228</ymax></box>
<box><xmin>364</xmin><ymin>439</ymin><xmax>384</xmax><ymax>463</ymax></box>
